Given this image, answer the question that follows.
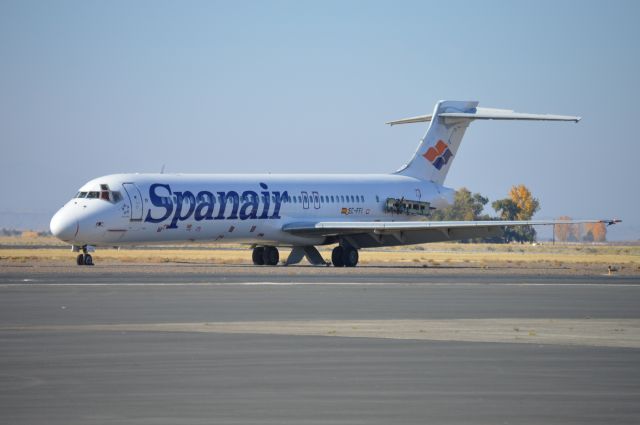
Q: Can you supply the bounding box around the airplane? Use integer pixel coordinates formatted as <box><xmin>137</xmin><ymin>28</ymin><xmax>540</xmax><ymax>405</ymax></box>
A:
<box><xmin>49</xmin><ymin>100</ymin><xmax>620</xmax><ymax>266</ymax></box>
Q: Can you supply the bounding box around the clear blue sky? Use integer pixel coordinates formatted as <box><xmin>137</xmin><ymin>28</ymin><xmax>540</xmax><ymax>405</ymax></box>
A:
<box><xmin>1</xmin><ymin>0</ymin><xmax>638</xmax><ymax>240</ymax></box>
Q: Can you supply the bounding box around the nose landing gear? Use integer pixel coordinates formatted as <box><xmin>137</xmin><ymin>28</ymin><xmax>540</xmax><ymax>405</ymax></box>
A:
<box><xmin>76</xmin><ymin>253</ymin><xmax>94</xmax><ymax>266</ymax></box>
<box><xmin>75</xmin><ymin>246</ymin><xmax>94</xmax><ymax>266</ymax></box>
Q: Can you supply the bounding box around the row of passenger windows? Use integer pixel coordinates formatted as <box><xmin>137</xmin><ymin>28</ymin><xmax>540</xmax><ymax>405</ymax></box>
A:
<box><xmin>285</xmin><ymin>194</ymin><xmax>365</xmax><ymax>204</ymax></box>
<box><xmin>233</xmin><ymin>194</ymin><xmax>366</xmax><ymax>205</ymax></box>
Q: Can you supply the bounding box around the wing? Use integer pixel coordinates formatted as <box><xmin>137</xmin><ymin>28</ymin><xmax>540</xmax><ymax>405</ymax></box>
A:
<box><xmin>283</xmin><ymin>219</ymin><xmax>620</xmax><ymax>247</ymax></box>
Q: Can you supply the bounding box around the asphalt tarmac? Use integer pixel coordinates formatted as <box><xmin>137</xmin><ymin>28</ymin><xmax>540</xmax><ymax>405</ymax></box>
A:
<box><xmin>1</xmin><ymin>268</ymin><xmax>639</xmax><ymax>424</ymax></box>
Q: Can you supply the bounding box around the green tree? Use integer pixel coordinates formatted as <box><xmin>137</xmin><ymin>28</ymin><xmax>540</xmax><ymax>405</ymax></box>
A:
<box><xmin>492</xmin><ymin>199</ymin><xmax>519</xmax><ymax>220</ymax></box>
<box><xmin>431</xmin><ymin>188</ymin><xmax>489</xmax><ymax>221</ymax></box>
<box><xmin>431</xmin><ymin>188</ymin><xmax>491</xmax><ymax>243</ymax></box>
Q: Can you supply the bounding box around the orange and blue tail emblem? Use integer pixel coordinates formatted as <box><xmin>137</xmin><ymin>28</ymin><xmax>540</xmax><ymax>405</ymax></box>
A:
<box><xmin>423</xmin><ymin>140</ymin><xmax>453</xmax><ymax>170</ymax></box>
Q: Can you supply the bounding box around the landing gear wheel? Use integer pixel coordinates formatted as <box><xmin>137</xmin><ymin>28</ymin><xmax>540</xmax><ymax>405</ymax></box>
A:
<box><xmin>83</xmin><ymin>254</ymin><xmax>94</xmax><ymax>266</ymax></box>
<box><xmin>331</xmin><ymin>246</ymin><xmax>345</xmax><ymax>267</ymax></box>
<box><xmin>76</xmin><ymin>254</ymin><xmax>85</xmax><ymax>266</ymax></box>
<box><xmin>343</xmin><ymin>246</ymin><xmax>359</xmax><ymax>267</ymax></box>
<box><xmin>263</xmin><ymin>246</ymin><xmax>279</xmax><ymax>266</ymax></box>
<box><xmin>252</xmin><ymin>247</ymin><xmax>265</xmax><ymax>265</ymax></box>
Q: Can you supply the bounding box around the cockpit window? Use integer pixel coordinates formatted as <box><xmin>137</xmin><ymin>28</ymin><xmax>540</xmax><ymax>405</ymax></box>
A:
<box><xmin>74</xmin><ymin>188</ymin><xmax>123</xmax><ymax>203</ymax></box>
<box><xmin>111</xmin><ymin>191</ymin><xmax>123</xmax><ymax>203</ymax></box>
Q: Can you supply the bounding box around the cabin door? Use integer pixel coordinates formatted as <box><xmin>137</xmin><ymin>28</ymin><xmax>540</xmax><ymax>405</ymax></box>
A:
<box><xmin>122</xmin><ymin>183</ymin><xmax>144</xmax><ymax>221</ymax></box>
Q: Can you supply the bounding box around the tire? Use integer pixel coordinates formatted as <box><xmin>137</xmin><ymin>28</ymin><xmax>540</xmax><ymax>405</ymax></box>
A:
<box><xmin>331</xmin><ymin>246</ymin><xmax>345</xmax><ymax>267</ymax></box>
<box><xmin>252</xmin><ymin>247</ymin><xmax>265</xmax><ymax>265</ymax></box>
<box><xmin>343</xmin><ymin>247</ymin><xmax>359</xmax><ymax>267</ymax></box>
<box><xmin>263</xmin><ymin>246</ymin><xmax>279</xmax><ymax>266</ymax></box>
<box><xmin>77</xmin><ymin>254</ymin><xmax>85</xmax><ymax>266</ymax></box>
<box><xmin>83</xmin><ymin>254</ymin><xmax>94</xmax><ymax>266</ymax></box>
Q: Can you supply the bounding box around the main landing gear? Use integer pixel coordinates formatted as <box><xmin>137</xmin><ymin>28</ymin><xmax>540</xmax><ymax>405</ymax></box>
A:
<box><xmin>331</xmin><ymin>245</ymin><xmax>359</xmax><ymax>267</ymax></box>
<box><xmin>252</xmin><ymin>245</ymin><xmax>359</xmax><ymax>267</ymax></box>
<box><xmin>252</xmin><ymin>246</ymin><xmax>280</xmax><ymax>266</ymax></box>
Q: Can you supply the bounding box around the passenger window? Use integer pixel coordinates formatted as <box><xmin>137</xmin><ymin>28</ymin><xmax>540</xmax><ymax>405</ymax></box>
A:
<box><xmin>298</xmin><ymin>196</ymin><xmax>302</xmax><ymax>203</ymax></box>
<box><xmin>340</xmin><ymin>195</ymin><xmax>344</xmax><ymax>202</ymax></box>
<box><xmin>330</xmin><ymin>196</ymin><xmax>334</xmax><ymax>203</ymax></box>
<box><xmin>320</xmin><ymin>196</ymin><xmax>324</xmax><ymax>203</ymax></box>
<box><xmin>361</xmin><ymin>195</ymin><xmax>365</xmax><ymax>202</ymax></box>
<box><xmin>350</xmin><ymin>195</ymin><xmax>355</xmax><ymax>203</ymax></box>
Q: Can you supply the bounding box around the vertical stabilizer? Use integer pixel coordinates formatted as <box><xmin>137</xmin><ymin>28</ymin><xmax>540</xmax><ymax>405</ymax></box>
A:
<box><xmin>390</xmin><ymin>100</ymin><xmax>580</xmax><ymax>184</ymax></box>
<box><xmin>394</xmin><ymin>100</ymin><xmax>477</xmax><ymax>185</ymax></box>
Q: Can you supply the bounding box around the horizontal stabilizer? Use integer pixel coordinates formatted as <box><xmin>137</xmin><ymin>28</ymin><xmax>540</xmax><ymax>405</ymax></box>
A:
<box><xmin>386</xmin><ymin>114</ymin><xmax>434</xmax><ymax>126</ymax></box>
<box><xmin>387</xmin><ymin>107</ymin><xmax>580</xmax><ymax>126</ymax></box>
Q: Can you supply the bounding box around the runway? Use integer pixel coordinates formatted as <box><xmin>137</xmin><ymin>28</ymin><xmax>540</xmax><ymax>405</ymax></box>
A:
<box><xmin>1</xmin><ymin>267</ymin><xmax>639</xmax><ymax>424</ymax></box>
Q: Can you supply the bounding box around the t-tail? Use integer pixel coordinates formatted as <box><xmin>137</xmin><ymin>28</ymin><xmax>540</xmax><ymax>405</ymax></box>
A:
<box><xmin>389</xmin><ymin>100</ymin><xmax>581</xmax><ymax>185</ymax></box>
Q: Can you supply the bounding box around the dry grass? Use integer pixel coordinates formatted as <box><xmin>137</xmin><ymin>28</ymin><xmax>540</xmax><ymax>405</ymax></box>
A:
<box><xmin>0</xmin><ymin>236</ymin><xmax>638</xmax><ymax>267</ymax></box>
<box><xmin>1</xmin><ymin>245</ymin><xmax>638</xmax><ymax>267</ymax></box>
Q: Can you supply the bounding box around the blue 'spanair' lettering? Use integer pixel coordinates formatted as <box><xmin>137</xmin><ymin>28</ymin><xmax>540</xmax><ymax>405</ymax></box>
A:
<box><xmin>239</xmin><ymin>191</ymin><xmax>259</xmax><ymax>220</ymax></box>
<box><xmin>169</xmin><ymin>191</ymin><xmax>196</xmax><ymax>229</ymax></box>
<box><xmin>194</xmin><ymin>191</ymin><xmax>215</xmax><ymax>221</ymax></box>
<box><xmin>145</xmin><ymin>184</ymin><xmax>173</xmax><ymax>223</ymax></box>
<box><xmin>144</xmin><ymin>182</ymin><xmax>288</xmax><ymax>229</ymax></box>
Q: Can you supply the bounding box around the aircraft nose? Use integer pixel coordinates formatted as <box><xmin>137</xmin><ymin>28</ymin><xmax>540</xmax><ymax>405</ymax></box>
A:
<box><xmin>50</xmin><ymin>209</ymin><xmax>79</xmax><ymax>242</ymax></box>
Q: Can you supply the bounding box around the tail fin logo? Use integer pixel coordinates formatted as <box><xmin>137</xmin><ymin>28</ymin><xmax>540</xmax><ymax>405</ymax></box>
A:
<box><xmin>423</xmin><ymin>140</ymin><xmax>453</xmax><ymax>170</ymax></box>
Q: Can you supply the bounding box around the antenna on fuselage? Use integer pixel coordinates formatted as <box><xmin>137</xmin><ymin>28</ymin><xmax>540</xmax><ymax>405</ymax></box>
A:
<box><xmin>160</xmin><ymin>164</ymin><xmax>166</xmax><ymax>174</ymax></box>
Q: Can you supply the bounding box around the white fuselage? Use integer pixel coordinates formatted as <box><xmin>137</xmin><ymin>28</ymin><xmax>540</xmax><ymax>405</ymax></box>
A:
<box><xmin>50</xmin><ymin>173</ymin><xmax>454</xmax><ymax>248</ymax></box>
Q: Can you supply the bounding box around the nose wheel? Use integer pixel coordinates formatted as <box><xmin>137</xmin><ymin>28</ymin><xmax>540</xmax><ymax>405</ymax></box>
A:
<box><xmin>75</xmin><ymin>245</ymin><xmax>94</xmax><ymax>266</ymax></box>
<box><xmin>76</xmin><ymin>253</ymin><xmax>94</xmax><ymax>266</ymax></box>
